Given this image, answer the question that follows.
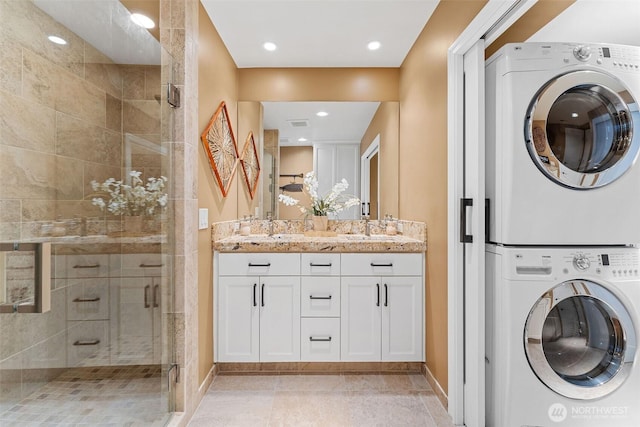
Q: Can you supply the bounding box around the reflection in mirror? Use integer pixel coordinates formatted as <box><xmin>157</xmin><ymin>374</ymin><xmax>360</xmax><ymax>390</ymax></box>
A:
<box><xmin>243</xmin><ymin>101</ymin><xmax>398</xmax><ymax>220</ymax></box>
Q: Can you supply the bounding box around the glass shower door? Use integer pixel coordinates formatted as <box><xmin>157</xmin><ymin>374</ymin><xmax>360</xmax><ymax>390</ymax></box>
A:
<box><xmin>0</xmin><ymin>0</ymin><xmax>175</xmax><ymax>424</ymax></box>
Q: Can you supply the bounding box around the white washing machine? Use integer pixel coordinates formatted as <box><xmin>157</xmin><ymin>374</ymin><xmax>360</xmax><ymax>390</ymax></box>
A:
<box><xmin>486</xmin><ymin>244</ymin><xmax>640</xmax><ymax>427</ymax></box>
<box><xmin>486</xmin><ymin>42</ymin><xmax>640</xmax><ymax>245</ymax></box>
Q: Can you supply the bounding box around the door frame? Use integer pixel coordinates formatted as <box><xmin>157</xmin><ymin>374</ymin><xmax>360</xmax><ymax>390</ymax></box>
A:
<box><xmin>447</xmin><ymin>1</ymin><xmax>538</xmax><ymax>425</ymax></box>
<box><xmin>361</xmin><ymin>135</ymin><xmax>380</xmax><ymax>219</ymax></box>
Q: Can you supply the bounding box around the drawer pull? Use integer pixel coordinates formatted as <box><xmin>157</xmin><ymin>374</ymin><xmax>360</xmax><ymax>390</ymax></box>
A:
<box><xmin>253</xmin><ymin>283</ymin><xmax>257</xmax><ymax>307</ymax></box>
<box><xmin>370</xmin><ymin>262</ymin><xmax>393</xmax><ymax>267</ymax></box>
<box><xmin>144</xmin><ymin>285</ymin><xmax>151</xmax><ymax>308</ymax></box>
<box><xmin>309</xmin><ymin>262</ymin><xmax>332</xmax><ymax>267</ymax></box>
<box><xmin>140</xmin><ymin>263</ymin><xmax>163</xmax><ymax>268</ymax></box>
<box><xmin>309</xmin><ymin>336</ymin><xmax>332</xmax><ymax>342</ymax></box>
<box><xmin>309</xmin><ymin>295</ymin><xmax>332</xmax><ymax>300</ymax></box>
<box><xmin>384</xmin><ymin>284</ymin><xmax>388</xmax><ymax>307</ymax></box>
<box><xmin>249</xmin><ymin>262</ymin><xmax>271</xmax><ymax>267</ymax></box>
<box><xmin>73</xmin><ymin>264</ymin><xmax>100</xmax><ymax>269</ymax></box>
<box><xmin>73</xmin><ymin>339</ymin><xmax>100</xmax><ymax>346</ymax></box>
<box><xmin>73</xmin><ymin>297</ymin><xmax>100</xmax><ymax>303</ymax></box>
<box><xmin>11</xmin><ymin>265</ymin><xmax>35</xmax><ymax>270</ymax></box>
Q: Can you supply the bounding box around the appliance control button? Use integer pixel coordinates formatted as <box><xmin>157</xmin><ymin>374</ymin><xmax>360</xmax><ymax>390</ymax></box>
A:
<box><xmin>573</xmin><ymin>255</ymin><xmax>591</xmax><ymax>270</ymax></box>
<box><xmin>573</xmin><ymin>45</ymin><xmax>592</xmax><ymax>61</ymax></box>
<box><xmin>596</xmin><ymin>58</ymin><xmax>603</xmax><ymax>64</ymax></box>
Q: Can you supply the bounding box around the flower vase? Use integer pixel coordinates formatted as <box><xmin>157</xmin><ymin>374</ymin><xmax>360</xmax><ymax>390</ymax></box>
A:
<box><xmin>312</xmin><ymin>215</ymin><xmax>328</xmax><ymax>232</ymax></box>
<box><xmin>123</xmin><ymin>215</ymin><xmax>143</xmax><ymax>234</ymax></box>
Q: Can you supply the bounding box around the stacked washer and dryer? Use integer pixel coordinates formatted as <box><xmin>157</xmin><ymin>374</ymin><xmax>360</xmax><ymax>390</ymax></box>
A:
<box><xmin>485</xmin><ymin>43</ymin><xmax>640</xmax><ymax>427</ymax></box>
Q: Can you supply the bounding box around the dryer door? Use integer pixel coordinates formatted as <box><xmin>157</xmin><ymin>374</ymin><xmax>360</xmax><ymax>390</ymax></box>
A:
<box><xmin>524</xmin><ymin>280</ymin><xmax>637</xmax><ymax>400</ymax></box>
<box><xmin>525</xmin><ymin>70</ymin><xmax>639</xmax><ymax>189</ymax></box>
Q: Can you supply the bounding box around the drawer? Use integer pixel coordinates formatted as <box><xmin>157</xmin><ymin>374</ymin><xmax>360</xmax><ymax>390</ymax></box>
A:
<box><xmin>66</xmin><ymin>278</ymin><xmax>110</xmax><ymax>320</ymax></box>
<box><xmin>66</xmin><ymin>320</ymin><xmax>110</xmax><ymax>367</ymax></box>
<box><xmin>301</xmin><ymin>317</ymin><xmax>340</xmax><ymax>361</ymax></box>
<box><xmin>61</xmin><ymin>255</ymin><xmax>110</xmax><ymax>278</ymax></box>
<box><xmin>301</xmin><ymin>277</ymin><xmax>340</xmax><ymax>317</ymax></box>
<box><xmin>341</xmin><ymin>253</ymin><xmax>422</xmax><ymax>276</ymax></box>
<box><xmin>111</xmin><ymin>253</ymin><xmax>164</xmax><ymax>277</ymax></box>
<box><xmin>218</xmin><ymin>253</ymin><xmax>300</xmax><ymax>276</ymax></box>
<box><xmin>301</xmin><ymin>253</ymin><xmax>341</xmax><ymax>276</ymax></box>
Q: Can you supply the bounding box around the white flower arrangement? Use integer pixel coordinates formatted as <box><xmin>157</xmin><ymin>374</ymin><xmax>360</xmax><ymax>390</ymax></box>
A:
<box><xmin>91</xmin><ymin>171</ymin><xmax>168</xmax><ymax>216</ymax></box>
<box><xmin>278</xmin><ymin>171</ymin><xmax>360</xmax><ymax>216</ymax></box>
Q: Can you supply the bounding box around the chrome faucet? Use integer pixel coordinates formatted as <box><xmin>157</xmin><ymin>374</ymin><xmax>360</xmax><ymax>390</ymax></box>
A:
<box><xmin>363</xmin><ymin>215</ymin><xmax>371</xmax><ymax>236</ymax></box>
<box><xmin>267</xmin><ymin>214</ymin><xmax>275</xmax><ymax>236</ymax></box>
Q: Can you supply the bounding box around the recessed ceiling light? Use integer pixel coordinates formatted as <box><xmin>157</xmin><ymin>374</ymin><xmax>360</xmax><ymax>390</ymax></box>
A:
<box><xmin>48</xmin><ymin>35</ymin><xmax>67</xmax><ymax>45</ymax></box>
<box><xmin>316</xmin><ymin>111</ymin><xmax>328</xmax><ymax>117</ymax></box>
<box><xmin>298</xmin><ymin>137</ymin><xmax>308</xmax><ymax>142</ymax></box>
<box><xmin>131</xmin><ymin>13</ymin><xmax>155</xmax><ymax>29</ymax></box>
<box><xmin>263</xmin><ymin>42</ymin><xmax>277</xmax><ymax>52</ymax></box>
<box><xmin>367</xmin><ymin>41</ymin><xmax>381</xmax><ymax>51</ymax></box>
<box><xmin>571</xmin><ymin>112</ymin><xmax>579</xmax><ymax>118</ymax></box>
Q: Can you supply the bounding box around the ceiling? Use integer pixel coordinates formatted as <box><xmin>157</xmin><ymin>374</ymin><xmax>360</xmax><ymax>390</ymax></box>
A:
<box><xmin>200</xmin><ymin>0</ymin><xmax>440</xmax><ymax>68</ymax></box>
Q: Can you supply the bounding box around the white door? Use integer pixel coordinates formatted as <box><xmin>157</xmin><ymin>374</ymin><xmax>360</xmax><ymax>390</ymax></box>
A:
<box><xmin>382</xmin><ymin>276</ymin><xmax>423</xmax><ymax>362</ymax></box>
<box><xmin>341</xmin><ymin>277</ymin><xmax>382</xmax><ymax>361</ymax></box>
<box><xmin>259</xmin><ymin>276</ymin><xmax>301</xmax><ymax>361</ymax></box>
<box><xmin>218</xmin><ymin>276</ymin><xmax>259</xmax><ymax>362</ymax></box>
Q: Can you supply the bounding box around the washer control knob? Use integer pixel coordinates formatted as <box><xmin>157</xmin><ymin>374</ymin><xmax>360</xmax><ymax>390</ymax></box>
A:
<box><xmin>573</xmin><ymin>255</ymin><xmax>591</xmax><ymax>270</ymax></box>
<box><xmin>573</xmin><ymin>45</ymin><xmax>592</xmax><ymax>61</ymax></box>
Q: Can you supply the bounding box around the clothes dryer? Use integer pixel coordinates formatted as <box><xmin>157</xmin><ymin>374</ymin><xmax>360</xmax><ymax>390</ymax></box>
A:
<box><xmin>486</xmin><ymin>43</ymin><xmax>640</xmax><ymax>245</ymax></box>
<box><xmin>486</xmin><ymin>244</ymin><xmax>640</xmax><ymax>427</ymax></box>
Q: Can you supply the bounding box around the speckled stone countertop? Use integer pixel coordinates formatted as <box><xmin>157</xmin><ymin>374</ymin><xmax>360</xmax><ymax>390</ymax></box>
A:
<box><xmin>212</xmin><ymin>219</ymin><xmax>426</xmax><ymax>253</ymax></box>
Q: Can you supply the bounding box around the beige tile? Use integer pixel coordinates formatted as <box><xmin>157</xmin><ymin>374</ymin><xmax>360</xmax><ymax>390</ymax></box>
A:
<box><xmin>0</xmin><ymin>90</ymin><xmax>56</xmax><ymax>153</ymax></box>
<box><xmin>55</xmin><ymin>156</ymin><xmax>84</xmax><ymax>201</ymax></box>
<box><xmin>122</xmin><ymin>65</ymin><xmax>146</xmax><ymax>100</ymax></box>
<box><xmin>83</xmin><ymin>163</ymin><xmax>121</xmax><ymax>199</ymax></box>
<box><xmin>0</xmin><ymin>145</ymin><xmax>56</xmax><ymax>199</ymax></box>
<box><xmin>106</xmin><ymin>93</ymin><xmax>123</xmax><ymax>132</ymax></box>
<box><xmin>270</xmin><ymin>390</ymin><xmax>350</xmax><ymax>427</ymax></box>
<box><xmin>84</xmin><ymin>43</ymin><xmax>123</xmax><ymax>99</ymax></box>
<box><xmin>123</xmin><ymin>100</ymin><xmax>161</xmax><ymax>134</ymax></box>
<box><xmin>189</xmin><ymin>391</ymin><xmax>273</xmax><ymax>427</ymax></box>
<box><xmin>0</xmin><ymin>0</ymin><xmax>84</xmax><ymax>78</ymax></box>
<box><xmin>211</xmin><ymin>374</ymin><xmax>279</xmax><ymax>391</ymax></box>
<box><xmin>145</xmin><ymin>66</ymin><xmax>162</xmax><ymax>101</ymax></box>
<box><xmin>56</xmin><ymin>112</ymin><xmax>121</xmax><ymax>166</ymax></box>
<box><xmin>0</xmin><ymin>36</ymin><xmax>22</xmax><ymax>96</ymax></box>
<box><xmin>276</xmin><ymin>374</ymin><xmax>346</xmax><ymax>391</ymax></box>
<box><xmin>0</xmin><ymin>199</ymin><xmax>21</xmax><ymax>222</ymax></box>
<box><xmin>421</xmin><ymin>393</ymin><xmax>455</xmax><ymax>427</ymax></box>
<box><xmin>343</xmin><ymin>374</ymin><xmax>387</xmax><ymax>391</ymax></box>
<box><xmin>347</xmin><ymin>391</ymin><xmax>437</xmax><ymax>427</ymax></box>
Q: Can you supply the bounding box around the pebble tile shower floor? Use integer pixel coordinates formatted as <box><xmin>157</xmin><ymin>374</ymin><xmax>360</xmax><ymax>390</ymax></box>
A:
<box><xmin>0</xmin><ymin>366</ymin><xmax>167</xmax><ymax>426</ymax></box>
<box><xmin>189</xmin><ymin>373</ymin><xmax>455</xmax><ymax>427</ymax></box>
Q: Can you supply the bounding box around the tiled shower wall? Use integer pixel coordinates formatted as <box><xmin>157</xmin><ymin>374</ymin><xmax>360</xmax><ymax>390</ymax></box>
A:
<box><xmin>0</xmin><ymin>0</ymin><xmax>162</xmax><ymax>241</ymax></box>
<box><xmin>0</xmin><ymin>0</ymin><xmax>164</xmax><ymax>412</ymax></box>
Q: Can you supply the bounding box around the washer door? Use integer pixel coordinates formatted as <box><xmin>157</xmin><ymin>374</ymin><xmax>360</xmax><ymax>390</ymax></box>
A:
<box><xmin>525</xmin><ymin>70</ymin><xmax>638</xmax><ymax>189</ymax></box>
<box><xmin>524</xmin><ymin>280</ymin><xmax>637</xmax><ymax>400</ymax></box>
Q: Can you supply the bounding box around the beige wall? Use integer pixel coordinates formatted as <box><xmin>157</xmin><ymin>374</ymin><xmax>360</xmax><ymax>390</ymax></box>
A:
<box><xmin>278</xmin><ymin>146</ymin><xmax>313</xmax><ymax>220</ymax></box>
<box><xmin>399</xmin><ymin>0</ymin><xmax>488</xmax><ymax>393</ymax></box>
<box><xmin>239</xmin><ymin>68</ymin><xmax>399</xmax><ymax>101</ymax></box>
<box><xmin>197</xmin><ymin>2</ymin><xmax>239</xmax><ymax>385</ymax></box>
<box><xmin>237</xmin><ymin>102</ymin><xmax>263</xmax><ymax>218</ymax></box>
<box><xmin>360</xmin><ymin>102</ymin><xmax>400</xmax><ymax>218</ymax></box>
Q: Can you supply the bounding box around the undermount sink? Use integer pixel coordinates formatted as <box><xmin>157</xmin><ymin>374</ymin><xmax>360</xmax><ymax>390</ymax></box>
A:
<box><xmin>338</xmin><ymin>234</ymin><xmax>395</xmax><ymax>240</ymax></box>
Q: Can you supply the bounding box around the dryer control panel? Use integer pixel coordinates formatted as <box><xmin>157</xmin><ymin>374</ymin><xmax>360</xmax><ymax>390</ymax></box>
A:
<box><xmin>497</xmin><ymin>246</ymin><xmax>640</xmax><ymax>281</ymax></box>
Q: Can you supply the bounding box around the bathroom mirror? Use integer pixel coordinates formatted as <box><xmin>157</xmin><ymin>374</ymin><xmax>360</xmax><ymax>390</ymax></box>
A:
<box><xmin>237</xmin><ymin>101</ymin><xmax>399</xmax><ymax>220</ymax></box>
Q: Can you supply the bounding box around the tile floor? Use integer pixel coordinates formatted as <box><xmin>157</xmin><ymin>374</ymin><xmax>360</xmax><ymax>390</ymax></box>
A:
<box><xmin>0</xmin><ymin>365</ymin><xmax>169</xmax><ymax>426</ymax></box>
<box><xmin>189</xmin><ymin>373</ymin><xmax>456</xmax><ymax>427</ymax></box>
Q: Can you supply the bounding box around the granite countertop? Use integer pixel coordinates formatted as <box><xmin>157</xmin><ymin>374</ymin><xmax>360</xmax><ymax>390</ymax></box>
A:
<box><xmin>213</xmin><ymin>233</ymin><xmax>426</xmax><ymax>253</ymax></box>
<box><xmin>212</xmin><ymin>219</ymin><xmax>427</xmax><ymax>253</ymax></box>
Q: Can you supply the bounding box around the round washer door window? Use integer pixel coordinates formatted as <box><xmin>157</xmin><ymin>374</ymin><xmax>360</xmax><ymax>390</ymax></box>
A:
<box><xmin>525</xmin><ymin>70</ymin><xmax>638</xmax><ymax>189</ymax></box>
<box><xmin>524</xmin><ymin>280</ymin><xmax>637</xmax><ymax>400</ymax></box>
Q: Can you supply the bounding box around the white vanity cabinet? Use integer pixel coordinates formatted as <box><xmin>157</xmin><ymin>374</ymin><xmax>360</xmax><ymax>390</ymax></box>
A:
<box><xmin>217</xmin><ymin>253</ymin><xmax>301</xmax><ymax>362</ymax></box>
<box><xmin>341</xmin><ymin>253</ymin><xmax>423</xmax><ymax>362</ymax></box>
<box><xmin>300</xmin><ymin>253</ymin><xmax>341</xmax><ymax>361</ymax></box>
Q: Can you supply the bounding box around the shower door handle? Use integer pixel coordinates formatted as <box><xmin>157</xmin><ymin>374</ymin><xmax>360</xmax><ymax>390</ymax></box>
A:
<box><xmin>460</xmin><ymin>198</ymin><xmax>473</xmax><ymax>243</ymax></box>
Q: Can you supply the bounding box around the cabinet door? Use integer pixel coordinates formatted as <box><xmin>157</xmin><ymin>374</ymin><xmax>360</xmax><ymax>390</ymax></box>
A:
<box><xmin>259</xmin><ymin>276</ymin><xmax>300</xmax><ymax>362</ymax></box>
<box><xmin>110</xmin><ymin>277</ymin><xmax>154</xmax><ymax>364</ymax></box>
<box><xmin>218</xmin><ymin>277</ymin><xmax>259</xmax><ymax>362</ymax></box>
<box><xmin>382</xmin><ymin>276</ymin><xmax>423</xmax><ymax>361</ymax></box>
<box><xmin>340</xmin><ymin>277</ymin><xmax>381</xmax><ymax>361</ymax></box>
